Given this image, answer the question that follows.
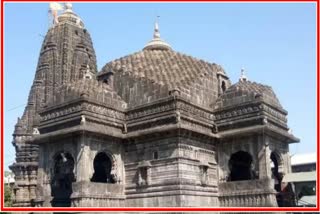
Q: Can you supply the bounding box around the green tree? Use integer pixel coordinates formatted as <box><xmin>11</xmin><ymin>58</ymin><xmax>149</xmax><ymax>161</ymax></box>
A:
<box><xmin>4</xmin><ymin>184</ymin><xmax>12</xmax><ymax>207</ymax></box>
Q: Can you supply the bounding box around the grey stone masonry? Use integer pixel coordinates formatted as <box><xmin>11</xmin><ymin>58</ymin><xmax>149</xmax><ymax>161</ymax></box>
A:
<box><xmin>10</xmin><ymin>4</ymin><xmax>299</xmax><ymax>208</ymax></box>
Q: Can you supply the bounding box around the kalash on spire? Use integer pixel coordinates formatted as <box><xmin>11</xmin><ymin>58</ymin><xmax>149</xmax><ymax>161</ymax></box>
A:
<box><xmin>49</xmin><ymin>2</ymin><xmax>84</xmax><ymax>28</ymax></box>
<box><xmin>143</xmin><ymin>16</ymin><xmax>172</xmax><ymax>50</ymax></box>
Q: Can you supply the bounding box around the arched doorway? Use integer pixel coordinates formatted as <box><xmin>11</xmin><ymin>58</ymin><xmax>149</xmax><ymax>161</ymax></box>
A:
<box><xmin>91</xmin><ymin>152</ymin><xmax>116</xmax><ymax>183</ymax></box>
<box><xmin>51</xmin><ymin>152</ymin><xmax>75</xmax><ymax>207</ymax></box>
<box><xmin>270</xmin><ymin>152</ymin><xmax>282</xmax><ymax>192</ymax></box>
<box><xmin>270</xmin><ymin>151</ymin><xmax>291</xmax><ymax>207</ymax></box>
<box><xmin>228</xmin><ymin>151</ymin><xmax>255</xmax><ymax>181</ymax></box>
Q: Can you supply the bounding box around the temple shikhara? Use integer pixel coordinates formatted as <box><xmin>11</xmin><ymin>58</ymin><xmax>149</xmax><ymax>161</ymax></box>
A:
<box><xmin>10</xmin><ymin>3</ymin><xmax>299</xmax><ymax>207</ymax></box>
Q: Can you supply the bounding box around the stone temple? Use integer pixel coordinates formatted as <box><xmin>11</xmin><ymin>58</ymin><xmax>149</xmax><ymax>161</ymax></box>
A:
<box><xmin>9</xmin><ymin>3</ymin><xmax>299</xmax><ymax>208</ymax></box>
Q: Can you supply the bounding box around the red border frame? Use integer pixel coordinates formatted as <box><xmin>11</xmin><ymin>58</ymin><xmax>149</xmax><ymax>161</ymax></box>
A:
<box><xmin>1</xmin><ymin>0</ymin><xmax>319</xmax><ymax>212</ymax></box>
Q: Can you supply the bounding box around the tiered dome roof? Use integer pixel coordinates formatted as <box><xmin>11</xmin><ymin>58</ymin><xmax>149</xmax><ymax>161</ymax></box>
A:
<box><xmin>98</xmin><ymin>20</ymin><xmax>228</xmax><ymax>108</ymax></box>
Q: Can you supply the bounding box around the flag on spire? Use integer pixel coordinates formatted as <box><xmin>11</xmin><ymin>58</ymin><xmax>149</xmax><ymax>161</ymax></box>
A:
<box><xmin>49</xmin><ymin>2</ymin><xmax>63</xmax><ymax>11</ymax></box>
<box><xmin>49</xmin><ymin>2</ymin><xmax>63</xmax><ymax>26</ymax></box>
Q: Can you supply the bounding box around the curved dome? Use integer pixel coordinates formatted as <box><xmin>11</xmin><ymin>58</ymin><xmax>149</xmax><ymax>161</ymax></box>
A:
<box><xmin>98</xmin><ymin>48</ymin><xmax>229</xmax><ymax>108</ymax></box>
<box><xmin>214</xmin><ymin>80</ymin><xmax>283</xmax><ymax>110</ymax></box>
<box><xmin>99</xmin><ymin>49</ymin><xmax>226</xmax><ymax>87</ymax></box>
<box><xmin>98</xmin><ymin>20</ymin><xmax>230</xmax><ymax>108</ymax></box>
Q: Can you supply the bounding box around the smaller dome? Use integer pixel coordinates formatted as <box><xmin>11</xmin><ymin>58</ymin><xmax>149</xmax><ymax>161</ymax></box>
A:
<box><xmin>214</xmin><ymin>80</ymin><xmax>283</xmax><ymax>110</ymax></box>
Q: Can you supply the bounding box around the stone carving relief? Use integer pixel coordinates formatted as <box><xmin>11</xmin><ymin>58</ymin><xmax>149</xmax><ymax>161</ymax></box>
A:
<box><xmin>33</xmin><ymin>127</ymin><xmax>40</xmax><ymax>135</ymax></box>
<box><xmin>136</xmin><ymin>161</ymin><xmax>151</xmax><ymax>187</ymax></box>
<box><xmin>199</xmin><ymin>164</ymin><xmax>209</xmax><ymax>186</ymax></box>
<box><xmin>40</xmin><ymin>102</ymin><xmax>125</xmax><ymax>122</ymax></box>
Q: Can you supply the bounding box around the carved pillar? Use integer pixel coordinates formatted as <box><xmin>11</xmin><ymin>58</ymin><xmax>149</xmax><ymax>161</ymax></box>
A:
<box><xmin>29</xmin><ymin>167</ymin><xmax>38</xmax><ymax>202</ymax></box>
<box><xmin>258</xmin><ymin>135</ymin><xmax>272</xmax><ymax>179</ymax></box>
<box><xmin>15</xmin><ymin>187</ymin><xmax>23</xmax><ymax>203</ymax></box>
<box><xmin>75</xmin><ymin>135</ymin><xmax>91</xmax><ymax>182</ymax></box>
<box><xmin>35</xmin><ymin>145</ymin><xmax>46</xmax><ymax>207</ymax></box>
<box><xmin>146</xmin><ymin>167</ymin><xmax>151</xmax><ymax>185</ymax></box>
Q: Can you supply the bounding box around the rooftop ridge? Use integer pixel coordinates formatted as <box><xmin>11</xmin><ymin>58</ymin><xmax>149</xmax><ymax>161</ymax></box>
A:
<box><xmin>48</xmin><ymin>79</ymin><xmax>126</xmax><ymax>108</ymax></box>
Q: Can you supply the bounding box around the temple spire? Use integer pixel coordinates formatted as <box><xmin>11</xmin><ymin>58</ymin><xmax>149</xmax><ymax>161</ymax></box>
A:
<box><xmin>239</xmin><ymin>67</ymin><xmax>248</xmax><ymax>82</ymax></box>
<box><xmin>154</xmin><ymin>16</ymin><xmax>161</xmax><ymax>39</ymax></box>
<box><xmin>143</xmin><ymin>16</ymin><xmax>172</xmax><ymax>51</ymax></box>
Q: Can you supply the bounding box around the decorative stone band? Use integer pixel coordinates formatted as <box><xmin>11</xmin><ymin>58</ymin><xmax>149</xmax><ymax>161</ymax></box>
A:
<box><xmin>214</xmin><ymin>102</ymin><xmax>287</xmax><ymax>124</ymax></box>
<box><xmin>40</xmin><ymin>99</ymin><xmax>125</xmax><ymax>123</ymax></box>
<box><xmin>219</xmin><ymin>178</ymin><xmax>275</xmax><ymax>194</ymax></box>
<box><xmin>35</xmin><ymin>91</ymin><xmax>297</xmax><ymax>143</ymax></box>
<box><xmin>126</xmin><ymin>96</ymin><xmax>215</xmax><ymax>135</ymax></box>
<box><xmin>38</xmin><ymin>95</ymin><xmax>218</xmax><ymax>139</ymax></box>
<box><xmin>214</xmin><ymin>102</ymin><xmax>288</xmax><ymax>134</ymax></box>
<box><xmin>71</xmin><ymin>197</ymin><xmax>125</xmax><ymax>208</ymax></box>
<box><xmin>218</xmin><ymin>178</ymin><xmax>278</xmax><ymax>206</ymax></box>
<box><xmin>37</xmin><ymin>98</ymin><xmax>126</xmax><ymax>136</ymax></box>
<box><xmin>219</xmin><ymin>192</ymin><xmax>277</xmax><ymax>207</ymax></box>
<box><xmin>126</xmin><ymin>96</ymin><xmax>213</xmax><ymax>122</ymax></box>
<box><xmin>218</xmin><ymin>124</ymin><xmax>299</xmax><ymax>144</ymax></box>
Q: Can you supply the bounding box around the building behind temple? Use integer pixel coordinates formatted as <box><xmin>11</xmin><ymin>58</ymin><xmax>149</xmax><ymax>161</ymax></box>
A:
<box><xmin>283</xmin><ymin>153</ymin><xmax>316</xmax><ymax>207</ymax></box>
<box><xmin>9</xmin><ymin>3</ymin><xmax>300</xmax><ymax>207</ymax></box>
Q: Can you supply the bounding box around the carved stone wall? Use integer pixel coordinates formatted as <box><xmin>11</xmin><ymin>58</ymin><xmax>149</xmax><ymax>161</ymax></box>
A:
<box><xmin>124</xmin><ymin>132</ymin><xmax>219</xmax><ymax>207</ymax></box>
<box><xmin>11</xmin><ymin>5</ymin><xmax>298</xmax><ymax>208</ymax></box>
<box><xmin>99</xmin><ymin>50</ymin><xmax>231</xmax><ymax>109</ymax></box>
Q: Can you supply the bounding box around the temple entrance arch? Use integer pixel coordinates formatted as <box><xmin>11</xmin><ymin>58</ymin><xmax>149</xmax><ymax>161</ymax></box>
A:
<box><xmin>50</xmin><ymin>152</ymin><xmax>75</xmax><ymax>207</ymax></box>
